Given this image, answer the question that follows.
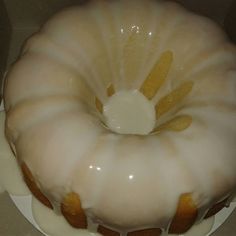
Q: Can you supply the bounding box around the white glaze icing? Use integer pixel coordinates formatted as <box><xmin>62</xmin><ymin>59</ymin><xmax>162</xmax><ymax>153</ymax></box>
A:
<box><xmin>0</xmin><ymin>104</ymin><xmax>234</xmax><ymax>236</ymax></box>
<box><xmin>103</xmin><ymin>90</ymin><xmax>155</xmax><ymax>135</ymax></box>
<box><xmin>3</xmin><ymin>0</ymin><xmax>236</xmax><ymax>234</ymax></box>
<box><xmin>0</xmin><ymin>111</ymin><xmax>29</xmax><ymax>195</ymax></box>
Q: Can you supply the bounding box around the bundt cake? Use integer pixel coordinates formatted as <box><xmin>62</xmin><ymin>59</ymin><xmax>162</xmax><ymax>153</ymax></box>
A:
<box><xmin>3</xmin><ymin>0</ymin><xmax>236</xmax><ymax>235</ymax></box>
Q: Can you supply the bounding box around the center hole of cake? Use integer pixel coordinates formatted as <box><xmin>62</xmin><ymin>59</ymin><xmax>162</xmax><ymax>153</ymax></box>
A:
<box><xmin>103</xmin><ymin>90</ymin><xmax>156</xmax><ymax>135</ymax></box>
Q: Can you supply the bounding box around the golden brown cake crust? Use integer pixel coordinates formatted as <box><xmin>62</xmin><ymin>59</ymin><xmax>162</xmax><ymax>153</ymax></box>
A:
<box><xmin>168</xmin><ymin>193</ymin><xmax>198</xmax><ymax>234</ymax></box>
<box><xmin>61</xmin><ymin>192</ymin><xmax>87</xmax><ymax>229</ymax></box>
<box><xmin>97</xmin><ymin>225</ymin><xmax>120</xmax><ymax>236</ymax></box>
<box><xmin>97</xmin><ymin>226</ymin><xmax>162</xmax><ymax>236</ymax></box>
<box><xmin>204</xmin><ymin>198</ymin><xmax>228</xmax><ymax>219</ymax></box>
<box><xmin>127</xmin><ymin>228</ymin><xmax>162</xmax><ymax>236</ymax></box>
<box><xmin>21</xmin><ymin>163</ymin><xmax>53</xmax><ymax>209</ymax></box>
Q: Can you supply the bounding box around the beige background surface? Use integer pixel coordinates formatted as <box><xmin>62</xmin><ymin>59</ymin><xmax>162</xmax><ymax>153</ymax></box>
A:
<box><xmin>1</xmin><ymin>0</ymin><xmax>236</xmax><ymax>235</ymax></box>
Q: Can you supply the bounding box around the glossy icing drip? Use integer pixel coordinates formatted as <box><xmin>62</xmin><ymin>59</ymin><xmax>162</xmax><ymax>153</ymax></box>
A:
<box><xmin>3</xmin><ymin>0</ymin><xmax>236</xmax><ymax>234</ymax></box>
